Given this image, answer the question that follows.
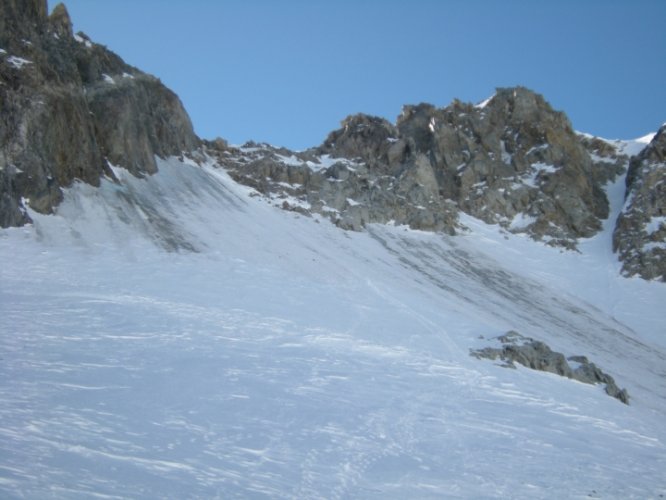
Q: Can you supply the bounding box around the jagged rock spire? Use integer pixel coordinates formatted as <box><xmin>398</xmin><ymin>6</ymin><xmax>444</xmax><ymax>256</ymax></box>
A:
<box><xmin>48</xmin><ymin>3</ymin><xmax>73</xmax><ymax>38</ymax></box>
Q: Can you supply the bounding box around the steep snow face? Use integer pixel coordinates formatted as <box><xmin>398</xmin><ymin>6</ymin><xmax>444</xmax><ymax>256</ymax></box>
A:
<box><xmin>1</xmin><ymin>157</ymin><xmax>665</xmax><ymax>498</ymax></box>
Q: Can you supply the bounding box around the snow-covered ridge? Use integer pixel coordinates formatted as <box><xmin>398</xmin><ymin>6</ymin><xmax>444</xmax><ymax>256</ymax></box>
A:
<box><xmin>577</xmin><ymin>130</ymin><xmax>655</xmax><ymax>157</ymax></box>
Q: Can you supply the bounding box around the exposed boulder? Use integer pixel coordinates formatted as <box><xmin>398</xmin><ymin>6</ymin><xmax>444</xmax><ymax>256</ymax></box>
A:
<box><xmin>0</xmin><ymin>1</ymin><xmax>198</xmax><ymax>227</ymax></box>
<box><xmin>471</xmin><ymin>331</ymin><xmax>630</xmax><ymax>404</ymax></box>
<box><xmin>612</xmin><ymin>126</ymin><xmax>666</xmax><ymax>281</ymax></box>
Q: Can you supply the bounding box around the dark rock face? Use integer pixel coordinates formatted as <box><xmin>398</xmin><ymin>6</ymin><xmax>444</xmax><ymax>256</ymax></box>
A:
<box><xmin>613</xmin><ymin>126</ymin><xmax>666</xmax><ymax>281</ymax></box>
<box><xmin>210</xmin><ymin>139</ymin><xmax>458</xmax><ymax>233</ymax></box>
<box><xmin>87</xmin><ymin>75</ymin><xmax>198</xmax><ymax>177</ymax></box>
<box><xmin>471</xmin><ymin>331</ymin><xmax>630</xmax><ymax>404</ymax></box>
<box><xmin>0</xmin><ymin>1</ymin><xmax>198</xmax><ymax>227</ymax></box>
<box><xmin>215</xmin><ymin>88</ymin><xmax>619</xmax><ymax>247</ymax></box>
<box><xmin>391</xmin><ymin>88</ymin><xmax>611</xmax><ymax>247</ymax></box>
<box><xmin>0</xmin><ymin>0</ymin><xmax>48</xmax><ymax>41</ymax></box>
<box><xmin>316</xmin><ymin>88</ymin><xmax>610</xmax><ymax>246</ymax></box>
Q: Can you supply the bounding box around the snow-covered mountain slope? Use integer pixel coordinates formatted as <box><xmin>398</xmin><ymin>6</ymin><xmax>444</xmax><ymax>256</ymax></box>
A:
<box><xmin>1</xmin><ymin>157</ymin><xmax>665</xmax><ymax>498</ymax></box>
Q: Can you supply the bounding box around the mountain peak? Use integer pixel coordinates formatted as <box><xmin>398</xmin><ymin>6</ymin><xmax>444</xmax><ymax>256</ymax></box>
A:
<box><xmin>48</xmin><ymin>3</ymin><xmax>73</xmax><ymax>38</ymax></box>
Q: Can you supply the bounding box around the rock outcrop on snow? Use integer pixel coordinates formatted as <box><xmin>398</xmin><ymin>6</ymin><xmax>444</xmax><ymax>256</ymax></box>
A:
<box><xmin>613</xmin><ymin>126</ymin><xmax>666</xmax><ymax>281</ymax></box>
<box><xmin>471</xmin><ymin>331</ymin><xmax>630</xmax><ymax>404</ymax></box>
<box><xmin>0</xmin><ymin>1</ymin><xmax>198</xmax><ymax>227</ymax></box>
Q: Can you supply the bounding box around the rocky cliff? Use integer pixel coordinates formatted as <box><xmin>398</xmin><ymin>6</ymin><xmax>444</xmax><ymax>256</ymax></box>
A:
<box><xmin>210</xmin><ymin>88</ymin><xmax>625</xmax><ymax>246</ymax></box>
<box><xmin>613</xmin><ymin>126</ymin><xmax>666</xmax><ymax>280</ymax></box>
<box><xmin>0</xmin><ymin>1</ymin><xmax>198</xmax><ymax>227</ymax></box>
<box><xmin>326</xmin><ymin>88</ymin><xmax>614</xmax><ymax>247</ymax></box>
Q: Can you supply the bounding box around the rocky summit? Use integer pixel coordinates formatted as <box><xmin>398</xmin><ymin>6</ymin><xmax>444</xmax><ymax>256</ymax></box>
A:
<box><xmin>1</xmin><ymin>2</ymin><xmax>664</xmax><ymax>281</ymax></box>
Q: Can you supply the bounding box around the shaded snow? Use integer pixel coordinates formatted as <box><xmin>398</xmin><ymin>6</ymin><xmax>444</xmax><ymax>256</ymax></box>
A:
<box><xmin>1</xmin><ymin>156</ymin><xmax>665</xmax><ymax>498</ymax></box>
<box><xmin>6</xmin><ymin>55</ymin><xmax>32</xmax><ymax>69</ymax></box>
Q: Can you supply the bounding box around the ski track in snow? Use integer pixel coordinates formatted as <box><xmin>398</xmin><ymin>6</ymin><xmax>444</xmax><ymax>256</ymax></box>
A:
<box><xmin>1</xmin><ymin>157</ymin><xmax>665</xmax><ymax>498</ymax></box>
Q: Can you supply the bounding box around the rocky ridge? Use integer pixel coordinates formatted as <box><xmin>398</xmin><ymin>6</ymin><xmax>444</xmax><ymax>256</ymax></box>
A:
<box><xmin>0</xmin><ymin>0</ymin><xmax>198</xmax><ymax>227</ymax></box>
<box><xmin>206</xmin><ymin>88</ymin><xmax>644</xmax><ymax>252</ymax></box>
<box><xmin>1</xmin><ymin>2</ymin><xmax>664</xmax><ymax>281</ymax></box>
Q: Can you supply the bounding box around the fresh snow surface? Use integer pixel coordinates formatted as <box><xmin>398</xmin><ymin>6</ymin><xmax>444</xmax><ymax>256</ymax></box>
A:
<box><xmin>1</xmin><ymin>157</ymin><xmax>665</xmax><ymax>498</ymax></box>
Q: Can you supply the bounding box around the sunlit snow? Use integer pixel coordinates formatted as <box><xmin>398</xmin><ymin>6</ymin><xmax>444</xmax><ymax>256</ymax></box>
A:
<box><xmin>475</xmin><ymin>93</ymin><xmax>495</xmax><ymax>109</ymax></box>
<box><xmin>1</xmin><ymin>157</ymin><xmax>665</xmax><ymax>498</ymax></box>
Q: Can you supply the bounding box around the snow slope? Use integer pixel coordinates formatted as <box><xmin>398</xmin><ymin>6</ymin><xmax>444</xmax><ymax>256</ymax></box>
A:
<box><xmin>1</xmin><ymin>157</ymin><xmax>665</xmax><ymax>498</ymax></box>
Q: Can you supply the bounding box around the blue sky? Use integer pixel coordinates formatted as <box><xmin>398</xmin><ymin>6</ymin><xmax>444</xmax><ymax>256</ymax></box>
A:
<box><xmin>55</xmin><ymin>1</ymin><xmax>665</xmax><ymax>150</ymax></box>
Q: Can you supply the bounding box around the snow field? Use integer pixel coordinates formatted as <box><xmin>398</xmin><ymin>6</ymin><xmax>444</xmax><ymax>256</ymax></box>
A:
<box><xmin>1</xmin><ymin>157</ymin><xmax>665</xmax><ymax>498</ymax></box>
